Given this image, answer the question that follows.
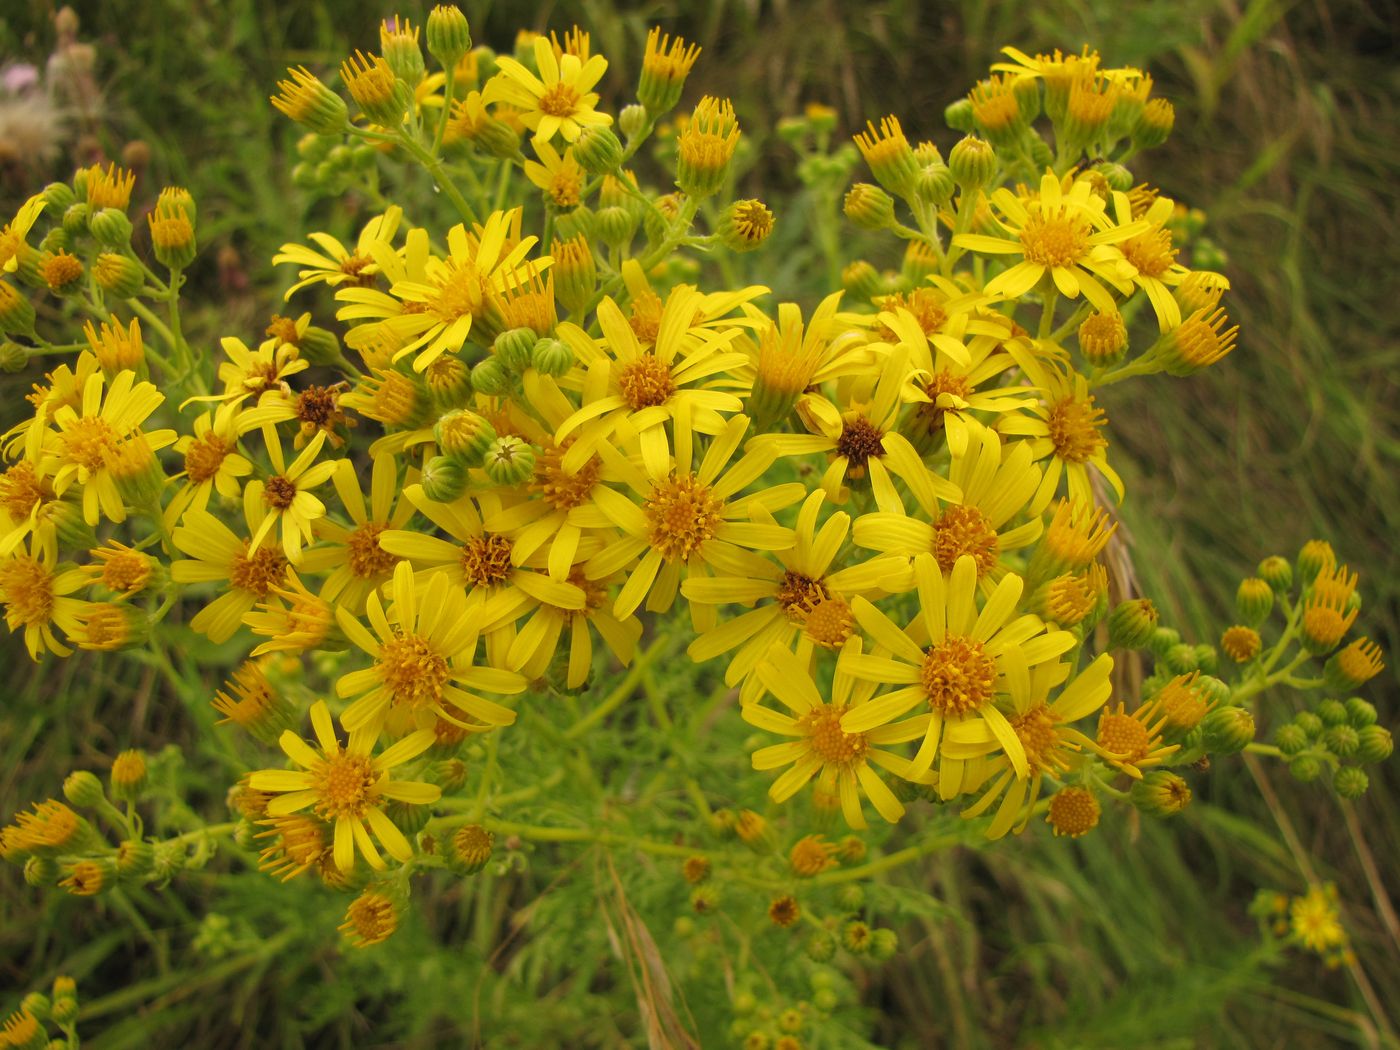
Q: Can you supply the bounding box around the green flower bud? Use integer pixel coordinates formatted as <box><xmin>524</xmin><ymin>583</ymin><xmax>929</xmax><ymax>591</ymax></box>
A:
<box><xmin>1288</xmin><ymin>755</ymin><xmax>1323</xmax><ymax>782</ymax></box>
<box><xmin>1333</xmin><ymin>766</ymin><xmax>1369</xmax><ymax>800</ymax></box>
<box><xmin>812</xmin><ymin>987</ymin><xmax>838</xmax><ymax>1013</ymax></box>
<box><xmin>836</xmin><ymin>883</ymin><xmax>865</xmax><ymax>912</ymax></box>
<box><xmin>92</xmin><ymin>252</ymin><xmax>144</xmax><ymax>298</ymax></box>
<box><xmin>1295</xmin><ymin>711</ymin><xmax>1325</xmax><ymax>738</ymax></box>
<box><xmin>470</xmin><ymin>356</ymin><xmax>512</xmax><ymax>395</ymax></box>
<box><xmin>573</xmin><ymin>125</ymin><xmax>624</xmax><ymax>175</ymax></box>
<box><xmin>842</xmin><ymin>919</ymin><xmax>874</xmax><ymax>955</ymax></box>
<box><xmin>1148</xmin><ymin>626</ymin><xmax>1180</xmax><ymax>658</ymax></box>
<box><xmin>20</xmin><ymin>993</ymin><xmax>50</xmax><ymax>1023</ymax></box>
<box><xmin>1130</xmin><ymin>770</ymin><xmax>1192</xmax><ymax>816</ymax></box>
<box><xmin>1314</xmin><ymin>698</ymin><xmax>1347</xmax><ymax>726</ymax></box>
<box><xmin>1193</xmin><ymin>644</ymin><xmax>1218</xmax><ymax>674</ymax></box>
<box><xmin>89</xmin><ymin>207</ymin><xmax>133</xmax><ymax>246</ymax></box>
<box><xmin>297</xmin><ymin>326</ymin><xmax>345</xmax><ymax>368</ymax></box>
<box><xmin>843</xmin><ymin>182</ymin><xmax>897</xmax><ymax>230</ymax></box>
<box><xmin>63</xmin><ymin>770</ymin><xmax>106</xmax><ymax>809</ymax></box>
<box><xmin>1274</xmin><ymin>723</ymin><xmax>1309</xmax><ymax>756</ymax></box>
<box><xmin>916</xmin><ymin>164</ymin><xmax>956</xmax><ymax>206</ymax></box>
<box><xmin>1296</xmin><ymin>540</ymin><xmax>1335</xmax><ymax>587</ymax></box>
<box><xmin>717</xmin><ymin>199</ymin><xmax>774</xmax><ymax>253</ymax></box>
<box><xmin>1164</xmin><ymin>643</ymin><xmax>1199</xmax><ymax>675</ymax></box>
<box><xmin>618</xmin><ymin>103</ymin><xmax>648</xmax><ymax>140</ymax></box>
<box><xmin>0</xmin><ymin>340</ymin><xmax>29</xmax><ymax>372</ymax></box>
<box><xmin>482</xmin><ymin>435</ymin><xmax>536</xmax><ymax>486</ymax></box>
<box><xmin>870</xmin><ymin>927</ymin><xmax>899</xmax><ymax>961</ymax></box>
<box><xmin>1323</xmin><ymin>724</ymin><xmax>1359</xmax><ymax>759</ymax></box>
<box><xmin>115</xmin><ymin>838</ymin><xmax>155</xmax><ymax>880</ymax></box>
<box><xmin>43</xmin><ymin>181</ymin><xmax>76</xmax><ymax>211</ymax></box>
<box><xmin>1257</xmin><ymin>555</ymin><xmax>1293</xmax><ymax>593</ymax></box>
<box><xmin>531</xmin><ymin>336</ymin><xmax>573</xmax><ymax>377</ymax></box>
<box><xmin>0</xmin><ymin>280</ymin><xmax>36</xmax><ymax>336</ymax></box>
<box><xmin>434</xmin><ymin>408</ymin><xmax>495</xmax><ymax>463</ymax></box>
<box><xmin>62</xmin><ymin>201</ymin><xmax>89</xmax><ymax>237</ymax></box>
<box><xmin>948</xmin><ymin>135</ymin><xmax>997</xmax><ymax>191</ymax></box>
<box><xmin>1235</xmin><ymin>577</ymin><xmax>1274</xmax><ymax>626</ymax></box>
<box><xmin>805</xmin><ymin>929</ymin><xmax>836</xmax><ymax>962</ymax></box>
<box><xmin>1345</xmin><ymin>698</ymin><xmax>1377</xmax><ymax>728</ymax></box>
<box><xmin>426</xmin><ymin>5</ymin><xmax>472</xmax><ymax>69</ymax></box>
<box><xmin>841</xmin><ymin>260</ymin><xmax>884</xmax><ymax>301</ymax></box>
<box><xmin>1108</xmin><ymin>599</ymin><xmax>1159</xmax><ymax>649</ymax></box>
<box><xmin>944</xmin><ymin>98</ymin><xmax>975</xmax><ymax>132</ymax></box>
<box><xmin>23</xmin><ymin>855</ymin><xmax>57</xmax><ymax>887</ymax></box>
<box><xmin>420</xmin><ymin>455</ymin><xmax>469</xmax><ymax>503</ymax></box>
<box><xmin>1196</xmin><ymin>676</ymin><xmax>1231</xmax><ymax>707</ymax></box>
<box><xmin>1356</xmin><ymin>725</ymin><xmax>1393</xmax><ymax>764</ymax></box>
<box><xmin>1099</xmin><ymin>162</ymin><xmax>1133</xmax><ymax>192</ymax></box>
<box><xmin>493</xmin><ymin>327</ymin><xmax>538</xmax><ymax>373</ymax></box>
<box><xmin>272</xmin><ymin>67</ymin><xmax>351</xmax><ymax>134</ymax></box>
<box><xmin>593</xmin><ymin>205</ymin><xmax>638</xmax><ymax>250</ymax></box>
<box><xmin>1202</xmin><ymin>706</ymin><xmax>1255</xmax><ymax>754</ymax></box>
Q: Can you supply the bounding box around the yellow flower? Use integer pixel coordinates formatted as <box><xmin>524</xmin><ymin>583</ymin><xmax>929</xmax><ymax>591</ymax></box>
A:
<box><xmin>296</xmin><ymin>453</ymin><xmax>415</xmax><ymax>613</ymax></box>
<box><xmin>248</xmin><ymin>699</ymin><xmax>441</xmax><ymax>873</ymax></box>
<box><xmin>1001</xmin><ymin>358</ymin><xmax>1123</xmax><ymax>504</ymax></box>
<box><xmin>482</xmin><ymin>35</ymin><xmax>612</xmax><ymax>143</ymax></box>
<box><xmin>745</xmin><ymin>640</ymin><xmax>932</xmax><ymax>829</ymax></box>
<box><xmin>683</xmin><ymin>489</ymin><xmax>912</xmax><ymax>699</ymax></box>
<box><xmin>0</xmin><ymin>193</ymin><xmax>45</xmax><ymax>273</ymax></box>
<box><xmin>171</xmin><ymin>492</ymin><xmax>289</xmax><ymax>644</ymax></box>
<box><xmin>244</xmin><ymin>569</ymin><xmax>335</xmax><ymax>656</ymax></box>
<box><xmin>42</xmin><ymin>369</ymin><xmax>175</xmax><ymax>526</ymax></box>
<box><xmin>274</xmin><ymin>206</ymin><xmax>404</xmax><ymax>297</ymax></box>
<box><xmin>1289</xmin><ymin>884</ymin><xmax>1348</xmax><ymax>955</ymax></box>
<box><xmin>336</xmin><ymin>209</ymin><xmax>547</xmax><ymax>373</ymax></box>
<box><xmin>3</xmin><ymin>352</ymin><xmax>100</xmax><ymax>458</ymax></box>
<box><xmin>245</xmin><ymin>428</ymin><xmax>338</xmax><ymax>563</ymax></box>
<box><xmin>554</xmin><ymin>286</ymin><xmax>748</xmax><ymax>479</ymax></box>
<box><xmin>379</xmin><ymin>487</ymin><xmax>588</xmax><ymax>667</ymax></box>
<box><xmin>954</xmin><ymin>171</ymin><xmax>1147</xmax><ymax>314</ymax></box>
<box><xmin>838</xmin><ymin>553</ymin><xmax>1076</xmax><ymax>791</ymax></box>
<box><xmin>854</xmin><ymin>424</ymin><xmax>1043</xmax><ymax>588</ymax></box>
<box><xmin>0</xmin><ymin>411</ymin><xmax>55</xmax><ymax>558</ymax></box>
<box><xmin>334</xmin><ymin>560</ymin><xmax>527</xmax><ymax>734</ymax></box>
<box><xmin>0</xmin><ymin>539</ymin><xmax>90</xmax><ymax>659</ymax></box>
<box><xmin>504</xmin><ymin>567</ymin><xmax>642</xmax><ymax>688</ymax></box>
<box><xmin>164</xmin><ymin>403</ymin><xmax>252</xmax><ymax>526</ymax></box>
<box><xmin>582</xmin><ymin>411</ymin><xmax>803</xmax><ymax>630</ymax></box>
<box><xmin>1094</xmin><ymin>697</ymin><xmax>1179</xmax><ymax>778</ymax></box>
<box><xmin>952</xmin><ymin>653</ymin><xmax>1113</xmax><ymax>838</ymax></box>
<box><xmin>523</xmin><ymin>139</ymin><xmax>585</xmax><ymax>209</ymax></box>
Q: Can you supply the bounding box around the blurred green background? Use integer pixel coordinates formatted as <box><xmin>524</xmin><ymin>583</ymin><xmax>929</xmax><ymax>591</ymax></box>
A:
<box><xmin>1</xmin><ymin>0</ymin><xmax>1397</xmax><ymax>1046</ymax></box>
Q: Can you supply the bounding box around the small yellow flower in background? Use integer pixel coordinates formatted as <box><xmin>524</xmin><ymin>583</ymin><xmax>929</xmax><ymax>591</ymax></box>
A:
<box><xmin>274</xmin><ymin>206</ymin><xmax>404</xmax><ymax>297</ymax></box>
<box><xmin>245</xmin><ymin>428</ymin><xmax>338</xmax><ymax>562</ymax></box>
<box><xmin>249</xmin><ymin>698</ymin><xmax>440</xmax><ymax>873</ymax></box>
<box><xmin>746</xmin><ymin>641</ymin><xmax>930</xmax><ymax>829</ymax></box>
<box><xmin>1289</xmin><ymin>884</ymin><xmax>1347</xmax><ymax>955</ymax></box>
<box><xmin>483</xmin><ymin>35</ymin><xmax>611</xmax><ymax>143</ymax></box>
<box><xmin>341</xmin><ymin>886</ymin><xmax>402</xmax><ymax>948</ymax></box>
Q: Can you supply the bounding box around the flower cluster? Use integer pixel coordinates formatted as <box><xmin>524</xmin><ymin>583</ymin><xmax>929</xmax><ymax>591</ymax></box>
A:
<box><xmin>0</xmin><ymin>14</ymin><xmax>1388</xmax><ymax>977</ymax></box>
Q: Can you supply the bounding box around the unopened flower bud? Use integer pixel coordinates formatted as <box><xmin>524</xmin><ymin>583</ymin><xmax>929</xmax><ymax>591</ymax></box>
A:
<box><xmin>843</xmin><ymin>182</ymin><xmax>896</xmax><ymax>230</ymax></box>
<box><xmin>482</xmin><ymin>435</ymin><xmax>536</xmax><ymax>486</ymax></box>
<box><xmin>1202</xmin><ymin>707</ymin><xmax>1254</xmax><ymax>754</ymax></box>
<box><xmin>420</xmin><ymin>455</ymin><xmax>469</xmax><ymax>502</ymax></box>
<box><xmin>92</xmin><ymin>252</ymin><xmax>143</xmax><ymax>298</ymax></box>
<box><xmin>426</xmin><ymin>5</ymin><xmax>472</xmax><ymax>69</ymax></box>
<box><xmin>1257</xmin><ymin>555</ymin><xmax>1293</xmax><ymax>593</ymax></box>
<box><xmin>1333</xmin><ymin>766</ymin><xmax>1369</xmax><ymax>800</ymax></box>
<box><xmin>573</xmin><ymin>125</ymin><xmax>624</xmax><ymax>175</ymax></box>
<box><xmin>1130</xmin><ymin>770</ymin><xmax>1192</xmax><ymax>816</ymax></box>
<box><xmin>948</xmin><ymin>135</ymin><xmax>997</xmax><ymax>191</ymax></box>
<box><xmin>470</xmin><ymin>355</ymin><xmax>512</xmax><ymax>395</ymax></box>
<box><xmin>493</xmin><ymin>327</ymin><xmax>537</xmax><ymax>373</ymax></box>
<box><xmin>531</xmin><ymin>336</ymin><xmax>573</xmax><ymax>377</ymax></box>
<box><xmin>1356</xmin><ymin>725</ymin><xmax>1393</xmax><ymax>764</ymax></box>
<box><xmin>1108</xmin><ymin>598</ymin><xmax>1158</xmax><ymax>649</ymax></box>
<box><xmin>718</xmin><ymin>199</ymin><xmax>774</xmax><ymax>252</ymax></box>
<box><xmin>89</xmin><ymin>207</ymin><xmax>133</xmax><ymax>247</ymax></box>
<box><xmin>63</xmin><ymin>770</ymin><xmax>106</xmax><ymax>809</ymax></box>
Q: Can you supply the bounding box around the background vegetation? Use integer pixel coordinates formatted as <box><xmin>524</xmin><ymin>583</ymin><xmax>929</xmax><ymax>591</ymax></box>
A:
<box><xmin>1</xmin><ymin>0</ymin><xmax>1396</xmax><ymax>1046</ymax></box>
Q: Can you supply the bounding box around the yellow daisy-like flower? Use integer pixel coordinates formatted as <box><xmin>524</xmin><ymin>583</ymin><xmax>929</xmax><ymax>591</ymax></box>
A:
<box><xmin>1289</xmin><ymin>884</ymin><xmax>1348</xmax><ymax>955</ymax></box>
<box><xmin>1094</xmin><ymin>697</ymin><xmax>1179</xmax><ymax>778</ymax></box>
<box><xmin>245</xmin><ymin>428</ymin><xmax>338</xmax><ymax>563</ymax></box>
<box><xmin>839</xmin><ymin>553</ymin><xmax>1076</xmax><ymax>792</ymax></box>
<box><xmin>682</xmin><ymin>489</ymin><xmax>912</xmax><ymax>698</ymax></box>
<box><xmin>0</xmin><ymin>539</ymin><xmax>91</xmax><ymax>659</ymax></box>
<box><xmin>336</xmin><ymin>210</ymin><xmax>546</xmax><ymax>373</ymax></box>
<box><xmin>854</xmin><ymin>424</ymin><xmax>1043</xmax><ymax>588</ymax></box>
<box><xmin>248</xmin><ymin>699</ymin><xmax>440</xmax><ymax>873</ymax></box>
<box><xmin>555</xmin><ymin>287</ymin><xmax>748</xmax><ymax>479</ymax></box>
<box><xmin>43</xmin><ymin>369</ymin><xmax>174</xmax><ymax>526</ymax></box>
<box><xmin>296</xmin><ymin>453</ymin><xmax>415</xmax><ymax>613</ymax></box>
<box><xmin>334</xmin><ymin>560</ymin><xmax>527</xmax><ymax>734</ymax></box>
<box><xmin>482</xmin><ymin>35</ymin><xmax>612</xmax><ymax>143</ymax></box>
<box><xmin>523</xmin><ymin>139</ymin><xmax>586</xmax><ymax>209</ymax></box>
<box><xmin>193</xmin><ymin>334</ymin><xmax>310</xmax><ymax>407</ymax></box>
<box><xmin>0</xmin><ymin>410</ymin><xmax>56</xmax><ymax>558</ymax></box>
<box><xmin>379</xmin><ymin>486</ymin><xmax>587</xmax><ymax>667</ymax></box>
<box><xmin>745</xmin><ymin>641</ymin><xmax>933</xmax><ymax>829</ymax></box>
<box><xmin>954</xmin><ymin>171</ymin><xmax>1148</xmax><ymax>314</ymax></box>
<box><xmin>583</xmin><ymin>410</ymin><xmax>804</xmax><ymax>629</ymax></box>
<box><xmin>163</xmin><ymin>403</ymin><xmax>252</xmax><ymax>526</ymax></box>
<box><xmin>1000</xmin><ymin>358</ymin><xmax>1123</xmax><ymax>505</ymax></box>
<box><xmin>0</xmin><ymin>194</ymin><xmax>45</xmax><ymax>273</ymax></box>
<box><xmin>1107</xmin><ymin>191</ymin><xmax>1229</xmax><ymax>332</ymax></box>
<box><xmin>616</xmin><ymin>258</ymin><xmax>770</xmax><ymax>351</ymax></box>
<box><xmin>171</xmin><ymin>489</ymin><xmax>289</xmax><ymax>644</ymax></box>
<box><xmin>244</xmin><ymin>569</ymin><xmax>334</xmax><ymax>657</ymax></box>
<box><xmin>273</xmin><ymin>206</ymin><xmax>405</xmax><ymax>297</ymax></box>
<box><xmin>505</xmin><ymin>567</ymin><xmax>643</xmax><ymax>689</ymax></box>
<box><xmin>3</xmin><ymin>352</ymin><xmax>101</xmax><ymax>458</ymax></box>
<box><xmin>951</xmin><ymin>652</ymin><xmax>1114</xmax><ymax>838</ymax></box>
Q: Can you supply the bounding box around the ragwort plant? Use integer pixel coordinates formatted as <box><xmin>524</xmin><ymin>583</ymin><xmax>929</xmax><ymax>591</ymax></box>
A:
<box><xmin>0</xmin><ymin>11</ymin><xmax>1392</xmax><ymax>1046</ymax></box>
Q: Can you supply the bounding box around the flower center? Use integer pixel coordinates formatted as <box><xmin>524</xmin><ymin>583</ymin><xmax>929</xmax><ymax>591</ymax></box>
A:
<box><xmin>1047</xmin><ymin>787</ymin><xmax>1099</xmax><ymax>837</ymax></box>
<box><xmin>1120</xmin><ymin>226</ymin><xmax>1176</xmax><ymax>278</ymax></box>
<box><xmin>263</xmin><ymin>475</ymin><xmax>299</xmax><ymax>510</ymax></box>
<box><xmin>530</xmin><ymin>440</ymin><xmax>601</xmax><ymax>510</ymax></box>
<box><xmin>1011</xmin><ymin>706</ymin><xmax>1063</xmax><ymax>773</ymax></box>
<box><xmin>916</xmin><ymin>369</ymin><xmax>973</xmax><ymax>433</ymax></box>
<box><xmin>919</xmin><ymin>636</ymin><xmax>997</xmax><ymax>716</ymax></box>
<box><xmin>339</xmin><ymin>253</ymin><xmax>377</xmax><ymax>287</ymax></box>
<box><xmin>296</xmin><ymin>386</ymin><xmax>340</xmax><ymax>427</ymax></box>
<box><xmin>431</xmin><ymin>259</ymin><xmax>488</xmax><ymax>322</ymax></box>
<box><xmin>1046</xmin><ymin>395</ymin><xmax>1108</xmax><ymax>463</ymax></box>
<box><xmin>342</xmin><ymin>891</ymin><xmax>399</xmax><ymax>946</ymax></box>
<box><xmin>347</xmin><ymin>522</ymin><xmax>398</xmax><ymax>579</ymax></box>
<box><xmin>775</xmin><ymin>570</ymin><xmax>831</xmax><ymax>622</ymax></box>
<box><xmin>643</xmin><ymin>472</ymin><xmax>724</xmax><ymax>562</ymax></box>
<box><xmin>1096</xmin><ymin>711</ymin><xmax>1150</xmax><ymax>761</ymax></box>
<box><xmin>799</xmin><ymin>704</ymin><xmax>868</xmax><ymax>766</ymax></box>
<box><xmin>60</xmin><ymin>416</ymin><xmax>119</xmax><ymax>472</ymax></box>
<box><xmin>230</xmin><ymin>543</ymin><xmax>288</xmax><ymax>597</ymax></box>
<box><xmin>460</xmin><ymin>534</ymin><xmax>515</xmax><ymax>587</ymax></box>
<box><xmin>931</xmin><ymin>505</ymin><xmax>999</xmax><ymax>576</ymax></box>
<box><xmin>101</xmin><ymin>550</ymin><xmax>149</xmax><ymax>591</ymax></box>
<box><xmin>378</xmin><ymin>631</ymin><xmax>451</xmax><ymax>708</ymax></box>
<box><xmin>0</xmin><ymin>555</ymin><xmax>54</xmax><ymax>627</ymax></box>
<box><xmin>0</xmin><ymin>462</ymin><xmax>45</xmax><ymax>518</ymax></box>
<box><xmin>1019</xmin><ymin>207</ymin><xmax>1091</xmax><ymax>268</ymax></box>
<box><xmin>538</xmin><ymin>81</ymin><xmax>581</xmax><ymax>118</ymax></box>
<box><xmin>617</xmin><ymin>354</ymin><xmax>675</xmax><ymax>410</ymax></box>
<box><xmin>40</xmin><ymin>251</ymin><xmax>84</xmax><ymax>291</ymax></box>
<box><xmin>800</xmin><ymin>597</ymin><xmax>856</xmax><ymax>649</ymax></box>
<box><xmin>313</xmin><ymin>751</ymin><xmax>379</xmax><ymax>820</ymax></box>
<box><xmin>628</xmin><ymin>293</ymin><xmax>663</xmax><ymax>344</ymax></box>
<box><xmin>835</xmin><ymin>416</ymin><xmax>884</xmax><ymax>473</ymax></box>
<box><xmin>184</xmin><ymin>432</ymin><xmax>230</xmax><ymax>483</ymax></box>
